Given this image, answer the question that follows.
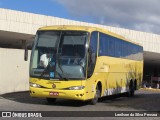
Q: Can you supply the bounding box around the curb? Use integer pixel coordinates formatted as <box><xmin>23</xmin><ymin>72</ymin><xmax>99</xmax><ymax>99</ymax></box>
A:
<box><xmin>140</xmin><ymin>88</ymin><xmax>160</xmax><ymax>92</ymax></box>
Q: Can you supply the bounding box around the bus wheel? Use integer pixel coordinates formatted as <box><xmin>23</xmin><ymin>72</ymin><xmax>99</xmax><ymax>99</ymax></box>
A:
<box><xmin>127</xmin><ymin>80</ymin><xmax>135</xmax><ymax>97</ymax></box>
<box><xmin>134</xmin><ymin>80</ymin><xmax>137</xmax><ymax>90</ymax></box>
<box><xmin>46</xmin><ymin>98</ymin><xmax>56</xmax><ymax>104</ymax></box>
<box><xmin>90</xmin><ymin>86</ymin><xmax>101</xmax><ymax>105</ymax></box>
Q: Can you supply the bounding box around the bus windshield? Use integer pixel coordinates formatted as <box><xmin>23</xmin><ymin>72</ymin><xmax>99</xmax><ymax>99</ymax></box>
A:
<box><xmin>30</xmin><ymin>31</ymin><xmax>88</xmax><ymax>80</ymax></box>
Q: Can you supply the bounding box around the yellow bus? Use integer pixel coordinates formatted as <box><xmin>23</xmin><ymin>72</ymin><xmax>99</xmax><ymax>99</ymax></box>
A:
<box><xmin>26</xmin><ymin>25</ymin><xmax>143</xmax><ymax>105</ymax></box>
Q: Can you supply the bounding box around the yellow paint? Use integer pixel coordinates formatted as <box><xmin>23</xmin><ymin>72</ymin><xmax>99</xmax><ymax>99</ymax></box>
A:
<box><xmin>30</xmin><ymin>25</ymin><xmax>143</xmax><ymax>101</ymax></box>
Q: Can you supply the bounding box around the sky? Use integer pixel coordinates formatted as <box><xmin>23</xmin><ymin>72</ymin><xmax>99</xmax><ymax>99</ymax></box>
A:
<box><xmin>0</xmin><ymin>0</ymin><xmax>160</xmax><ymax>34</ymax></box>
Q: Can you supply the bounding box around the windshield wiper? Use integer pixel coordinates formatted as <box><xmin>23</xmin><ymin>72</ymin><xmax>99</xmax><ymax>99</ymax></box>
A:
<box><xmin>40</xmin><ymin>61</ymin><xmax>64</xmax><ymax>80</ymax></box>
<box><xmin>40</xmin><ymin>63</ymin><xmax>50</xmax><ymax>79</ymax></box>
<box><xmin>56</xmin><ymin>54</ymin><xmax>69</xmax><ymax>80</ymax></box>
<box><xmin>39</xmin><ymin>57</ymin><xmax>69</xmax><ymax>80</ymax></box>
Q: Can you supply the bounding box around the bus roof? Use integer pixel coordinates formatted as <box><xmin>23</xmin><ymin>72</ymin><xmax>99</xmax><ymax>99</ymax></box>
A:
<box><xmin>38</xmin><ymin>25</ymin><xmax>142</xmax><ymax>46</ymax></box>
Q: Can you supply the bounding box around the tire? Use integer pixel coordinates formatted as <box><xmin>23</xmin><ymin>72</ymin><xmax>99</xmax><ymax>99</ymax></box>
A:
<box><xmin>90</xmin><ymin>86</ymin><xmax>101</xmax><ymax>105</ymax></box>
<box><xmin>127</xmin><ymin>81</ymin><xmax>135</xmax><ymax>97</ymax></box>
<box><xmin>134</xmin><ymin>80</ymin><xmax>137</xmax><ymax>90</ymax></box>
<box><xmin>46</xmin><ymin>98</ymin><xmax>56</xmax><ymax>104</ymax></box>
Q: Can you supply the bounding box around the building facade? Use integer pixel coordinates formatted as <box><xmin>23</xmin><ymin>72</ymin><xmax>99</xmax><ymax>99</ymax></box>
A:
<box><xmin>0</xmin><ymin>8</ymin><xmax>160</xmax><ymax>94</ymax></box>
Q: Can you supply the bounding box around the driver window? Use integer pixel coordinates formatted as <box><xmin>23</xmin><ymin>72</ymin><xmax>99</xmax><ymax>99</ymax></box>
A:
<box><xmin>87</xmin><ymin>31</ymin><xmax>98</xmax><ymax>78</ymax></box>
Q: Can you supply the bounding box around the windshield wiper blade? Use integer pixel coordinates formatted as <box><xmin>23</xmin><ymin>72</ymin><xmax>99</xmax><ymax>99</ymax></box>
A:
<box><xmin>56</xmin><ymin>55</ymin><xmax>69</xmax><ymax>80</ymax></box>
<box><xmin>58</xmin><ymin>63</ymin><xmax>69</xmax><ymax>80</ymax></box>
<box><xmin>40</xmin><ymin>61</ymin><xmax>65</xmax><ymax>80</ymax></box>
<box><xmin>40</xmin><ymin>61</ymin><xmax>52</xmax><ymax>79</ymax></box>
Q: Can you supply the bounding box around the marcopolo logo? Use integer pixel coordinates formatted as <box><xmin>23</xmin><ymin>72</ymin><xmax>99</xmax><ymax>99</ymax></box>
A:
<box><xmin>52</xmin><ymin>83</ymin><xmax>56</xmax><ymax>88</ymax></box>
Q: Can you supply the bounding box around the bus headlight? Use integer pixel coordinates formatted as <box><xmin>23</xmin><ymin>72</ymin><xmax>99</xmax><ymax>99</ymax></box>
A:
<box><xmin>30</xmin><ymin>82</ymin><xmax>42</xmax><ymax>88</ymax></box>
<box><xmin>68</xmin><ymin>86</ymin><xmax>85</xmax><ymax>90</ymax></box>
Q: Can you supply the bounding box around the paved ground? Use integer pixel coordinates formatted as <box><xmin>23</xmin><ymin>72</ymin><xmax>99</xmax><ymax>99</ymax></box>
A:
<box><xmin>0</xmin><ymin>89</ymin><xmax>159</xmax><ymax>119</ymax></box>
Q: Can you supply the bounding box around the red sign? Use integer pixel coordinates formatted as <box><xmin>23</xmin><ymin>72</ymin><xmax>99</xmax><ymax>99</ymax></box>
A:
<box><xmin>49</xmin><ymin>92</ymin><xmax>59</xmax><ymax>96</ymax></box>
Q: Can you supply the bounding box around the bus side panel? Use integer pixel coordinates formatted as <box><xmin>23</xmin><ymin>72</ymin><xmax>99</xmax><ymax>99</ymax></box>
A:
<box><xmin>94</xmin><ymin>56</ymin><xmax>143</xmax><ymax>97</ymax></box>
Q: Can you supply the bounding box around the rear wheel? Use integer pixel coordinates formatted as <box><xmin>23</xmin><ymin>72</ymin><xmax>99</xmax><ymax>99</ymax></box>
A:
<box><xmin>46</xmin><ymin>98</ymin><xmax>56</xmax><ymax>104</ymax></box>
<box><xmin>134</xmin><ymin>80</ymin><xmax>137</xmax><ymax>90</ymax></box>
<box><xmin>90</xmin><ymin>86</ymin><xmax>101</xmax><ymax>105</ymax></box>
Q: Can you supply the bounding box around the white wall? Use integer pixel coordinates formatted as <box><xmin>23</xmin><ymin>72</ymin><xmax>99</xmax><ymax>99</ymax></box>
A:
<box><xmin>0</xmin><ymin>48</ymin><xmax>31</xmax><ymax>94</ymax></box>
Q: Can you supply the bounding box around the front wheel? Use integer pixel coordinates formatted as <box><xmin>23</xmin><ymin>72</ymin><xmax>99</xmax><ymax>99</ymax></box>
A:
<box><xmin>90</xmin><ymin>86</ymin><xmax>101</xmax><ymax>105</ymax></box>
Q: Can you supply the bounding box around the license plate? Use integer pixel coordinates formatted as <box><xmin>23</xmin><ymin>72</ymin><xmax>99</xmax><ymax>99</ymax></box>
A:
<box><xmin>49</xmin><ymin>92</ymin><xmax>59</xmax><ymax>96</ymax></box>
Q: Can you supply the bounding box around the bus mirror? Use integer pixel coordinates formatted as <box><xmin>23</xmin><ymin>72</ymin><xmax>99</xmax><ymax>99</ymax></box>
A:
<box><xmin>24</xmin><ymin>45</ymin><xmax>28</xmax><ymax>61</ymax></box>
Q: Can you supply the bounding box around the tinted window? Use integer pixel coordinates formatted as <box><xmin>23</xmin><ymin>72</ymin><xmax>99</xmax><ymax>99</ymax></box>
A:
<box><xmin>99</xmin><ymin>32</ymin><xmax>143</xmax><ymax>61</ymax></box>
<box><xmin>87</xmin><ymin>31</ymin><xmax>98</xmax><ymax>78</ymax></box>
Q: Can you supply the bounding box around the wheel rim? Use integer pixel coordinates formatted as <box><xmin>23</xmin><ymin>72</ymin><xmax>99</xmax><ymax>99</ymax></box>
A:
<box><xmin>94</xmin><ymin>87</ymin><xmax>100</xmax><ymax>101</ymax></box>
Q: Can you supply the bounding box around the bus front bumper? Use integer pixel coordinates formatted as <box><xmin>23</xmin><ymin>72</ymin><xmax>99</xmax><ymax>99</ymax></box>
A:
<box><xmin>30</xmin><ymin>87</ymin><xmax>86</xmax><ymax>101</ymax></box>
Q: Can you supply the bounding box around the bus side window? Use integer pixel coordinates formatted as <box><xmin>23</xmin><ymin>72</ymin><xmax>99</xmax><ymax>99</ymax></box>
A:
<box><xmin>87</xmin><ymin>31</ymin><xmax>98</xmax><ymax>78</ymax></box>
